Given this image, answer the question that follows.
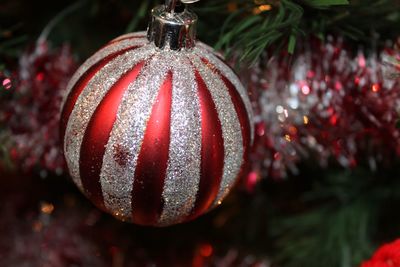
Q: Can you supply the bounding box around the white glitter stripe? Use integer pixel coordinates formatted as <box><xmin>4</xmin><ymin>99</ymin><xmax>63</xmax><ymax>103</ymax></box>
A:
<box><xmin>100</xmin><ymin>51</ymin><xmax>170</xmax><ymax>220</ymax></box>
<box><xmin>196</xmin><ymin>42</ymin><xmax>224</xmax><ymax>59</ymax></box>
<box><xmin>158</xmin><ymin>56</ymin><xmax>202</xmax><ymax>226</ymax></box>
<box><xmin>110</xmin><ymin>31</ymin><xmax>147</xmax><ymax>42</ymax></box>
<box><xmin>194</xmin><ymin>46</ymin><xmax>255</xmax><ymax>144</ymax></box>
<box><xmin>61</xmin><ymin>37</ymin><xmax>147</xmax><ymax>109</ymax></box>
<box><xmin>190</xmin><ymin>55</ymin><xmax>244</xmax><ymax>208</ymax></box>
<box><xmin>64</xmin><ymin>46</ymin><xmax>153</xmax><ymax>192</ymax></box>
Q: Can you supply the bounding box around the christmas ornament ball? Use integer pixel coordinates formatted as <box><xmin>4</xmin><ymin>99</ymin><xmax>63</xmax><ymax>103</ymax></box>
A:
<box><xmin>60</xmin><ymin>2</ymin><xmax>253</xmax><ymax>226</ymax></box>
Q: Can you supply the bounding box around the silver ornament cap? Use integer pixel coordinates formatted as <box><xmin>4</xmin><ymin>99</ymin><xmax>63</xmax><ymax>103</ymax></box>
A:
<box><xmin>147</xmin><ymin>0</ymin><xmax>199</xmax><ymax>50</ymax></box>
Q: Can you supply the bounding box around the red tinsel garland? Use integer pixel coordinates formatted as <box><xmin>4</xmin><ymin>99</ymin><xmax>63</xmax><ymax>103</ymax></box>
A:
<box><xmin>0</xmin><ymin>41</ymin><xmax>77</xmax><ymax>174</ymax></box>
<box><xmin>246</xmin><ymin>37</ymin><xmax>400</xmax><ymax>181</ymax></box>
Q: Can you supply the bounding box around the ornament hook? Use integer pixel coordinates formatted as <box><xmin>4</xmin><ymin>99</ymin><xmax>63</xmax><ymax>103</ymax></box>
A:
<box><xmin>165</xmin><ymin>0</ymin><xmax>178</xmax><ymax>13</ymax></box>
<box><xmin>165</xmin><ymin>0</ymin><xmax>200</xmax><ymax>13</ymax></box>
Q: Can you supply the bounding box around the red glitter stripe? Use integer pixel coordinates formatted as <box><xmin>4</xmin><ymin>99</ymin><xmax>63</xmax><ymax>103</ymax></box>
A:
<box><xmin>131</xmin><ymin>71</ymin><xmax>173</xmax><ymax>226</ymax></box>
<box><xmin>188</xmin><ymin>70</ymin><xmax>225</xmax><ymax>220</ymax></box>
<box><xmin>60</xmin><ymin>46</ymin><xmax>140</xmax><ymax>147</ymax></box>
<box><xmin>80</xmin><ymin>61</ymin><xmax>145</xmax><ymax>210</ymax></box>
<box><xmin>201</xmin><ymin>57</ymin><xmax>251</xmax><ymax>168</ymax></box>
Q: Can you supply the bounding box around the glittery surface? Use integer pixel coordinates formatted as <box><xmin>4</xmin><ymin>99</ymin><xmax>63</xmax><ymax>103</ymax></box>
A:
<box><xmin>64</xmin><ymin>46</ymin><xmax>151</xmax><ymax>192</ymax></box>
<box><xmin>63</xmin><ymin>35</ymin><xmax>252</xmax><ymax>225</ymax></box>
<box><xmin>61</xmin><ymin>37</ymin><xmax>148</xmax><ymax>108</ymax></box>
<box><xmin>100</xmin><ymin>49</ymin><xmax>168</xmax><ymax>220</ymax></box>
<box><xmin>159</xmin><ymin>55</ymin><xmax>202</xmax><ymax>226</ymax></box>
<box><xmin>110</xmin><ymin>31</ymin><xmax>147</xmax><ymax>43</ymax></box>
<box><xmin>190</xmin><ymin>56</ymin><xmax>244</xmax><ymax>208</ymax></box>
<box><xmin>196</xmin><ymin>42</ymin><xmax>224</xmax><ymax>59</ymax></box>
<box><xmin>195</xmin><ymin>48</ymin><xmax>255</xmax><ymax>144</ymax></box>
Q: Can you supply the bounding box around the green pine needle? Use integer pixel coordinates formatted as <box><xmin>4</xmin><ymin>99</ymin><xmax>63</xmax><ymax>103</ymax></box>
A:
<box><xmin>200</xmin><ymin>0</ymin><xmax>399</xmax><ymax>63</ymax></box>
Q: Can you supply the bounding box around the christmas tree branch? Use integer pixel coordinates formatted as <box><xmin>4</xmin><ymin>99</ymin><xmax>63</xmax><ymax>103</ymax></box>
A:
<box><xmin>268</xmin><ymin>167</ymin><xmax>400</xmax><ymax>267</ymax></box>
<box><xmin>194</xmin><ymin>0</ymin><xmax>399</xmax><ymax>62</ymax></box>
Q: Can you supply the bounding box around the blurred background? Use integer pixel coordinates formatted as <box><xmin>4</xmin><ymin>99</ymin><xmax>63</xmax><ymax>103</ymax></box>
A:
<box><xmin>1</xmin><ymin>0</ymin><xmax>400</xmax><ymax>266</ymax></box>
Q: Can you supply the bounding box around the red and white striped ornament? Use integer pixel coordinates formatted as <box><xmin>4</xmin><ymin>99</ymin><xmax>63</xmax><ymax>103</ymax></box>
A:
<box><xmin>60</xmin><ymin>2</ymin><xmax>253</xmax><ymax>226</ymax></box>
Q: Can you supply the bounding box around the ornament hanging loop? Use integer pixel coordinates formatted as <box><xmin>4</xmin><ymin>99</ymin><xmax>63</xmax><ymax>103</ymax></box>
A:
<box><xmin>165</xmin><ymin>0</ymin><xmax>178</xmax><ymax>13</ymax></box>
<box><xmin>165</xmin><ymin>0</ymin><xmax>200</xmax><ymax>13</ymax></box>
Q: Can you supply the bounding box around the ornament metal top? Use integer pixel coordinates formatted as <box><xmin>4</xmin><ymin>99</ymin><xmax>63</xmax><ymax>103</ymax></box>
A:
<box><xmin>148</xmin><ymin>0</ymin><xmax>199</xmax><ymax>50</ymax></box>
<box><xmin>61</xmin><ymin>0</ymin><xmax>254</xmax><ymax>226</ymax></box>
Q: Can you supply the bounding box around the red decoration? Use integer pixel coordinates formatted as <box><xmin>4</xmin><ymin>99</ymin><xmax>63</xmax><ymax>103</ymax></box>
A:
<box><xmin>0</xmin><ymin>40</ymin><xmax>77</xmax><ymax>174</ymax></box>
<box><xmin>246</xmin><ymin>36</ymin><xmax>400</xmax><ymax>179</ymax></box>
<box><xmin>60</xmin><ymin>33</ymin><xmax>253</xmax><ymax>226</ymax></box>
<box><xmin>361</xmin><ymin>239</ymin><xmax>400</xmax><ymax>267</ymax></box>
